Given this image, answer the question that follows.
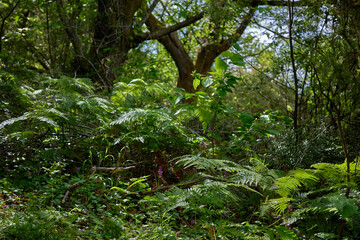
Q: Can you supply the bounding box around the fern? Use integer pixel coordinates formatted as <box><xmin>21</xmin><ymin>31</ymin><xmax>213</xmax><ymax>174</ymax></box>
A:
<box><xmin>1</xmin><ymin>75</ymin><xmax>114</xmax><ymax>169</ymax></box>
<box><xmin>110</xmin><ymin>108</ymin><xmax>173</xmax><ymax>126</ymax></box>
<box><xmin>274</xmin><ymin>225</ymin><xmax>299</xmax><ymax>240</ymax></box>
<box><xmin>0</xmin><ymin>114</ymin><xmax>29</xmax><ymax>130</ymax></box>
<box><xmin>56</xmin><ymin>76</ymin><xmax>94</xmax><ymax>94</ymax></box>
<box><xmin>268</xmin><ymin>197</ymin><xmax>295</xmax><ymax>214</ymax></box>
<box><xmin>264</xmin><ymin>160</ymin><xmax>360</xmax><ymax>239</ymax></box>
<box><xmin>111</xmin><ymin>79</ymin><xmax>174</xmax><ymax>108</ymax></box>
<box><xmin>173</xmin><ymin>155</ymin><xmax>239</xmax><ymax>173</ymax></box>
<box><xmin>174</xmin><ymin>155</ymin><xmax>276</xmax><ymax>191</ymax></box>
<box><xmin>274</xmin><ymin>169</ymin><xmax>318</xmax><ymax>197</ymax></box>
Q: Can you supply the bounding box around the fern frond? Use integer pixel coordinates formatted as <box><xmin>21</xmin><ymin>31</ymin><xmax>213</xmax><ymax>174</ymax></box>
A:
<box><xmin>0</xmin><ymin>114</ymin><xmax>29</xmax><ymax>130</ymax></box>
<box><xmin>229</xmin><ymin>166</ymin><xmax>273</xmax><ymax>189</ymax></box>
<box><xmin>110</xmin><ymin>108</ymin><xmax>172</xmax><ymax>126</ymax></box>
<box><xmin>274</xmin><ymin>225</ymin><xmax>299</xmax><ymax>240</ymax></box>
<box><xmin>44</xmin><ymin>108</ymin><xmax>69</xmax><ymax>121</ymax></box>
<box><xmin>195</xmin><ymin>106</ymin><xmax>214</xmax><ymax>129</ymax></box>
<box><xmin>0</xmin><ymin>109</ymin><xmax>65</xmax><ymax>131</ymax></box>
<box><xmin>0</xmin><ymin>131</ymin><xmax>36</xmax><ymax>143</ymax></box>
<box><xmin>33</xmin><ymin>116</ymin><xmax>59</xmax><ymax>128</ymax></box>
<box><xmin>174</xmin><ymin>155</ymin><xmax>275</xmax><ymax>192</ymax></box>
<box><xmin>275</xmin><ymin>177</ymin><xmax>302</xmax><ymax>197</ymax></box>
<box><xmin>88</xmin><ymin>97</ymin><xmax>113</xmax><ymax>111</ymax></box>
<box><xmin>268</xmin><ymin>197</ymin><xmax>294</xmax><ymax>214</ymax></box>
<box><xmin>312</xmin><ymin>162</ymin><xmax>344</xmax><ymax>179</ymax></box>
<box><xmin>111</xmin><ymin>79</ymin><xmax>173</xmax><ymax>108</ymax></box>
<box><xmin>173</xmin><ymin>155</ymin><xmax>239</xmax><ymax>173</ymax></box>
<box><xmin>57</xmin><ymin>76</ymin><xmax>94</xmax><ymax>94</ymax></box>
<box><xmin>291</xmin><ymin>169</ymin><xmax>318</xmax><ymax>185</ymax></box>
<box><xmin>128</xmin><ymin>78</ymin><xmax>147</xmax><ymax>87</ymax></box>
<box><xmin>275</xmin><ymin>169</ymin><xmax>318</xmax><ymax>197</ymax></box>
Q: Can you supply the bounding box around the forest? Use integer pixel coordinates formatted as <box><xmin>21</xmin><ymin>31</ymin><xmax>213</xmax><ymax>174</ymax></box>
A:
<box><xmin>0</xmin><ymin>0</ymin><xmax>359</xmax><ymax>239</ymax></box>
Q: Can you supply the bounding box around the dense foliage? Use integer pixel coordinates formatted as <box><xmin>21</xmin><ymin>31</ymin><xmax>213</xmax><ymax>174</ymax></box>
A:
<box><xmin>1</xmin><ymin>0</ymin><xmax>360</xmax><ymax>239</ymax></box>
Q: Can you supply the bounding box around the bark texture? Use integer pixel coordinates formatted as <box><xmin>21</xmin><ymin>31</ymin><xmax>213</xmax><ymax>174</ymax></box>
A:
<box><xmin>147</xmin><ymin>7</ymin><xmax>255</xmax><ymax>93</ymax></box>
<box><xmin>90</xmin><ymin>0</ymin><xmax>143</xmax><ymax>88</ymax></box>
<box><xmin>57</xmin><ymin>0</ymin><xmax>143</xmax><ymax>89</ymax></box>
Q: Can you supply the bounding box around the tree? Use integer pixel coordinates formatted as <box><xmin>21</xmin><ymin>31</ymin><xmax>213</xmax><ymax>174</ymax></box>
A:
<box><xmin>0</xmin><ymin>0</ymin><xmax>20</xmax><ymax>54</ymax></box>
<box><xmin>145</xmin><ymin>0</ymin><xmax>308</xmax><ymax>93</ymax></box>
<box><xmin>2</xmin><ymin>0</ymin><xmax>310</xmax><ymax>93</ymax></box>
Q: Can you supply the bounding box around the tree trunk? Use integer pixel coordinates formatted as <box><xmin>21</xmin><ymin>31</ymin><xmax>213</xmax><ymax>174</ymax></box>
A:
<box><xmin>89</xmin><ymin>0</ymin><xmax>143</xmax><ymax>88</ymax></box>
<box><xmin>57</xmin><ymin>0</ymin><xmax>142</xmax><ymax>89</ymax></box>
<box><xmin>147</xmin><ymin>7</ymin><xmax>255</xmax><ymax>93</ymax></box>
<box><xmin>160</xmin><ymin>32</ymin><xmax>196</xmax><ymax>93</ymax></box>
<box><xmin>146</xmin><ymin>14</ymin><xmax>195</xmax><ymax>93</ymax></box>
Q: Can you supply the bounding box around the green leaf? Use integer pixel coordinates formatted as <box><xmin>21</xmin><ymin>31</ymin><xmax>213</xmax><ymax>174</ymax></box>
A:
<box><xmin>215</xmin><ymin>58</ymin><xmax>228</xmax><ymax>73</ymax></box>
<box><xmin>232</xmin><ymin>43</ymin><xmax>242</xmax><ymax>51</ymax></box>
<box><xmin>221</xmin><ymin>51</ymin><xmax>233</xmax><ymax>57</ymax></box>
<box><xmin>230</xmin><ymin>54</ymin><xmax>245</xmax><ymax>66</ymax></box>
<box><xmin>202</xmin><ymin>77</ymin><xmax>213</xmax><ymax>88</ymax></box>
<box><xmin>67</xmin><ymin>214</ymin><xmax>78</xmax><ymax>223</ymax></box>
<box><xmin>178</xmin><ymin>10</ymin><xmax>187</xmax><ymax>18</ymax></box>
<box><xmin>326</xmin><ymin>194</ymin><xmax>358</xmax><ymax>218</ymax></box>
<box><xmin>275</xmin><ymin>225</ymin><xmax>299</xmax><ymax>240</ymax></box>
<box><xmin>267</xmin><ymin>128</ymin><xmax>280</xmax><ymax>135</ymax></box>
<box><xmin>218</xmin><ymin>89</ymin><xmax>227</xmax><ymax>97</ymax></box>
<box><xmin>193</xmin><ymin>78</ymin><xmax>201</xmax><ymax>90</ymax></box>
<box><xmin>240</xmin><ymin>112</ymin><xmax>254</xmax><ymax>128</ymax></box>
<box><xmin>173</xmin><ymin>95</ymin><xmax>184</xmax><ymax>105</ymax></box>
<box><xmin>342</xmin><ymin>203</ymin><xmax>358</xmax><ymax>218</ymax></box>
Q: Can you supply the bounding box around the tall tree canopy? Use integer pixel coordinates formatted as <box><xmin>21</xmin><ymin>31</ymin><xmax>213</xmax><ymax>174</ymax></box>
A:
<box><xmin>1</xmin><ymin>0</ymin><xmax>310</xmax><ymax>92</ymax></box>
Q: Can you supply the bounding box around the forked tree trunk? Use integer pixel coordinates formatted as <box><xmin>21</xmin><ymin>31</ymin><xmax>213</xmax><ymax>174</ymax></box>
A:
<box><xmin>147</xmin><ymin>7</ymin><xmax>255</xmax><ymax>93</ymax></box>
<box><xmin>146</xmin><ymin>14</ymin><xmax>196</xmax><ymax>93</ymax></box>
<box><xmin>159</xmin><ymin>32</ymin><xmax>196</xmax><ymax>92</ymax></box>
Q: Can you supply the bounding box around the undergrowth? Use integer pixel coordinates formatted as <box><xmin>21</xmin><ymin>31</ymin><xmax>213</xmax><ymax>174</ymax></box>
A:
<box><xmin>1</xmin><ymin>69</ymin><xmax>359</xmax><ymax>239</ymax></box>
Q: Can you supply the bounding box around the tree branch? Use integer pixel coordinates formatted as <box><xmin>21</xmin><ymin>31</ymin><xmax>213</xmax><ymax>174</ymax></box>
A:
<box><xmin>139</xmin><ymin>0</ymin><xmax>162</xmax><ymax>26</ymax></box>
<box><xmin>252</xmin><ymin>0</ymin><xmax>308</xmax><ymax>6</ymax></box>
<box><xmin>0</xmin><ymin>0</ymin><xmax>20</xmax><ymax>53</ymax></box>
<box><xmin>139</xmin><ymin>12</ymin><xmax>204</xmax><ymax>41</ymax></box>
<box><xmin>194</xmin><ymin>7</ymin><xmax>256</xmax><ymax>75</ymax></box>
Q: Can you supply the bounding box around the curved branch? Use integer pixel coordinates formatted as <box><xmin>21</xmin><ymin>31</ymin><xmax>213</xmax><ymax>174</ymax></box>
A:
<box><xmin>139</xmin><ymin>12</ymin><xmax>204</xmax><ymax>41</ymax></box>
<box><xmin>194</xmin><ymin>7</ymin><xmax>256</xmax><ymax>75</ymax></box>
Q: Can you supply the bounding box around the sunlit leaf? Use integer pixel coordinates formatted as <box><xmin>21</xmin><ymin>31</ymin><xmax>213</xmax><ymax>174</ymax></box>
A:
<box><xmin>215</xmin><ymin>58</ymin><xmax>228</xmax><ymax>73</ymax></box>
<box><xmin>193</xmin><ymin>78</ymin><xmax>201</xmax><ymax>90</ymax></box>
